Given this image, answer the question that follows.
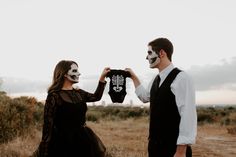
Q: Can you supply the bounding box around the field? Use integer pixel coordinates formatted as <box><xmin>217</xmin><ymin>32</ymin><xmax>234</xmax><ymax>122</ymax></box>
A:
<box><xmin>0</xmin><ymin>93</ymin><xmax>236</xmax><ymax>157</ymax></box>
<box><xmin>1</xmin><ymin>118</ymin><xmax>236</xmax><ymax>157</ymax></box>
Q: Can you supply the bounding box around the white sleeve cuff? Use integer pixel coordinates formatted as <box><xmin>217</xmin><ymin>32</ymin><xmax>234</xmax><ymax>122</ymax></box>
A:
<box><xmin>135</xmin><ymin>84</ymin><xmax>144</xmax><ymax>95</ymax></box>
<box><xmin>177</xmin><ymin>135</ymin><xmax>196</xmax><ymax>145</ymax></box>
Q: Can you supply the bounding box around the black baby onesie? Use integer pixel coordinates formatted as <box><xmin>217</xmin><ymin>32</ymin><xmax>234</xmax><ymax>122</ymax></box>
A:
<box><xmin>106</xmin><ymin>69</ymin><xmax>131</xmax><ymax>103</ymax></box>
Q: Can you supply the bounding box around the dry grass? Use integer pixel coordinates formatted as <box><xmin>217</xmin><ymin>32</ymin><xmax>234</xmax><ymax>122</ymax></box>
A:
<box><xmin>0</xmin><ymin>118</ymin><xmax>149</xmax><ymax>157</ymax></box>
<box><xmin>1</xmin><ymin>118</ymin><xmax>236</xmax><ymax>157</ymax></box>
<box><xmin>88</xmin><ymin>117</ymin><xmax>149</xmax><ymax>157</ymax></box>
<box><xmin>192</xmin><ymin>124</ymin><xmax>236</xmax><ymax>157</ymax></box>
<box><xmin>0</xmin><ymin>128</ymin><xmax>41</xmax><ymax>157</ymax></box>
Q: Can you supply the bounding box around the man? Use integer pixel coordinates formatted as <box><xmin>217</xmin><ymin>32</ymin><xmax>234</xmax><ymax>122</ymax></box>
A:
<box><xmin>126</xmin><ymin>38</ymin><xmax>197</xmax><ymax>157</ymax></box>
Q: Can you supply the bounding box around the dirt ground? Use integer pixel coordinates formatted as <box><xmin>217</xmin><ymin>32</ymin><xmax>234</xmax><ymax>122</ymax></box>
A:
<box><xmin>192</xmin><ymin>125</ymin><xmax>236</xmax><ymax>157</ymax></box>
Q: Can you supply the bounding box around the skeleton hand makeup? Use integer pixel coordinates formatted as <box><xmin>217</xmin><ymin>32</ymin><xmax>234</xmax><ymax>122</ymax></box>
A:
<box><xmin>65</xmin><ymin>63</ymin><xmax>81</xmax><ymax>83</ymax></box>
<box><xmin>146</xmin><ymin>46</ymin><xmax>160</xmax><ymax>68</ymax></box>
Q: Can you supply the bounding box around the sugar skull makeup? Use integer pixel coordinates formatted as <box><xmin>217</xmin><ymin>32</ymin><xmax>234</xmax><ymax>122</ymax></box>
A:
<box><xmin>66</xmin><ymin>63</ymin><xmax>81</xmax><ymax>83</ymax></box>
<box><xmin>146</xmin><ymin>46</ymin><xmax>160</xmax><ymax>68</ymax></box>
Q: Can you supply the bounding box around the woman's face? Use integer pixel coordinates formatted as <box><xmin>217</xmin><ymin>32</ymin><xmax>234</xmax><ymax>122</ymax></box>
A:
<box><xmin>65</xmin><ymin>63</ymin><xmax>81</xmax><ymax>83</ymax></box>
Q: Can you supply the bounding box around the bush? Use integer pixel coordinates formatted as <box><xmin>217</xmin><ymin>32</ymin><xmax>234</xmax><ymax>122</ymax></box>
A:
<box><xmin>86</xmin><ymin>106</ymin><xmax>149</xmax><ymax>121</ymax></box>
<box><xmin>197</xmin><ymin>112</ymin><xmax>215</xmax><ymax>124</ymax></box>
<box><xmin>0</xmin><ymin>94</ymin><xmax>43</xmax><ymax>143</ymax></box>
<box><xmin>227</xmin><ymin>127</ymin><xmax>236</xmax><ymax>135</ymax></box>
<box><xmin>197</xmin><ymin>106</ymin><xmax>236</xmax><ymax>125</ymax></box>
<box><xmin>1</xmin><ymin>89</ymin><xmax>236</xmax><ymax>144</ymax></box>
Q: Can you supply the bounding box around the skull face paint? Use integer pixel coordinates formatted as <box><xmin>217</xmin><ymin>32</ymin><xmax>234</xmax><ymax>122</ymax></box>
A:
<box><xmin>66</xmin><ymin>63</ymin><xmax>81</xmax><ymax>83</ymax></box>
<box><xmin>146</xmin><ymin>46</ymin><xmax>160</xmax><ymax>68</ymax></box>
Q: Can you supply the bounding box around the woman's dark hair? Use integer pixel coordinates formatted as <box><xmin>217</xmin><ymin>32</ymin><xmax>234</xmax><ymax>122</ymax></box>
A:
<box><xmin>48</xmin><ymin>60</ymin><xmax>78</xmax><ymax>94</ymax></box>
<box><xmin>148</xmin><ymin>38</ymin><xmax>174</xmax><ymax>61</ymax></box>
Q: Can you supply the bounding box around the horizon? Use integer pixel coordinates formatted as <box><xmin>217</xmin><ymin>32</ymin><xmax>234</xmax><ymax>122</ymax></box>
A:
<box><xmin>5</xmin><ymin>86</ymin><xmax>236</xmax><ymax>106</ymax></box>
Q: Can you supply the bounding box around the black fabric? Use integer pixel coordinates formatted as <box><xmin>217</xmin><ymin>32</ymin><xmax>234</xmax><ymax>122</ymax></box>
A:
<box><xmin>32</xmin><ymin>82</ymin><xmax>107</xmax><ymax>157</ymax></box>
<box><xmin>106</xmin><ymin>69</ymin><xmax>131</xmax><ymax>103</ymax></box>
<box><xmin>152</xmin><ymin>75</ymin><xmax>161</xmax><ymax>91</ymax></box>
<box><xmin>149</xmin><ymin>68</ymin><xmax>188</xmax><ymax>157</ymax></box>
<box><xmin>148</xmin><ymin>140</ymin><xmax>192</xmax><ymax>157</ymax></box>
<box><xmin>48</xmin><ymin>90</ymin><xmax>106</xmax><ymax>157</ymax></box>
<box><xmin>84</xmin><ymin>126</ymin><xmax>106</xmax><ymax>157</ymax></box>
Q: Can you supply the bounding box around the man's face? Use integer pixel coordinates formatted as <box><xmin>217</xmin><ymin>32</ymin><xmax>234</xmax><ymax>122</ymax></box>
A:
<box><xmin>146</xmin><ymin>45</ymin><xmax>160</xmax><ymax>68</ymax></box>
<box><xmin>66</xmin><ymin>63</ymin><xmax>81</xmax><ymax>83</ymax></box>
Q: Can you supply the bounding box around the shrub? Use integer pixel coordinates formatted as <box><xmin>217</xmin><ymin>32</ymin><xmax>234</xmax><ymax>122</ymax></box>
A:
<box><xmin>227</xmin><ymin>127</ymin><xmax>236</xmax><ymax>135</ymax></box>
<box><xmin>197</xmin><ymin>112</ymin><xmax>215</xmax><ymax>124</ymax></box>
<box><xmin>0</xmin><ymin>94</ymin><xmax>44</xmax><ymax>143</ymax></box>
<box><xmin>87</xmin><ymin>106</ymin><xmax>149</xmax><ymax>121</ymax></box>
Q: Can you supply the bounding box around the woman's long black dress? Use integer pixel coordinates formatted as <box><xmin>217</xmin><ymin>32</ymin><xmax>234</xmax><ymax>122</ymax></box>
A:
<box><xmin>34</xmin><ymin>81</ymin><xmax>106</xmax><ymax>157</ymax></box>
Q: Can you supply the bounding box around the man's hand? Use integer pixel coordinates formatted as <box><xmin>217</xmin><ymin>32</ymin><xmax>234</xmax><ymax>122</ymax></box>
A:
<box><xmin>174</xmin><ymin>145</ymin><xmax>187</xmax><ymax>157</ymax></box>
<box><xmin>125</xmin><ymin>68</ymin><xmax>141</xmax><ymax>88</ymax></box>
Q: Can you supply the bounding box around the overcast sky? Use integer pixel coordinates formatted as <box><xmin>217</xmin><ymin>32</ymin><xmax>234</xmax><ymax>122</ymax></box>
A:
<box><xmin>1</xmin><ymin>0</ymin><xmax>236</xmax><ymax>105</ymax></box>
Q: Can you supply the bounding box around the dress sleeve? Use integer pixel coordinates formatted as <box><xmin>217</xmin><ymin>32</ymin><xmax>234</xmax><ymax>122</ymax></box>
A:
<box><xmin>32</xmin><ymin>93</ymin><xmax>58</xmax><ymax>157</ymax></box>
<box><xmin>80</xmin><ymin>81</ymin><xmax>106</xmax><ymax>102</ymax></box>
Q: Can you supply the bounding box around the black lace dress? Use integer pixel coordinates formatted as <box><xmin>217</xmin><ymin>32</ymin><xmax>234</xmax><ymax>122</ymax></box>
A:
<box><xmin>33</xmin><ymin>81</ymin><xmax>106</xmax><ymax>157</ymax></box>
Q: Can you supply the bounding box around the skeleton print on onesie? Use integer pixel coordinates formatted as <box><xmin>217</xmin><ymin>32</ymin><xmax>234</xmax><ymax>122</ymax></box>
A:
<box><xmin>106</xmin><ymin>69</ymin><xmax>131</xmax><ymax>103</ymax></box>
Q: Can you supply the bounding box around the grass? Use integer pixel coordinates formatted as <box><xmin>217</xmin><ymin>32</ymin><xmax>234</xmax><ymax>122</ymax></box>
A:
<box><xmin>1</xmin><ymin>92</ymin><xmax>236</xmax><ymax>157</ymax></box>
<box><xmin>0</xmin><ymin>118</ymin><xmax>149</xmax><ymax>157</ymax></box>
<box><xmin>1</xmin><ymin>117</ymin><xmax>236</xmax><ymax>157</ymax></box>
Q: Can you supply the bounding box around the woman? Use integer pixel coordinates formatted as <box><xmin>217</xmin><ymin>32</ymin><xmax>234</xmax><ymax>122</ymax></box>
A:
<box><xmin>32</xmin><ymin>60</ymin><xmax>110</xmax><ymax>157</ymax></box>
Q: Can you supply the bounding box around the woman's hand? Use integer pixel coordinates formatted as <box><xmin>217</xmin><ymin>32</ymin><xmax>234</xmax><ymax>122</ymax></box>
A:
<box><xmin>99</xmin><ymin>67</ymin><xmax>110</xmax><ymax>82</ymax></box>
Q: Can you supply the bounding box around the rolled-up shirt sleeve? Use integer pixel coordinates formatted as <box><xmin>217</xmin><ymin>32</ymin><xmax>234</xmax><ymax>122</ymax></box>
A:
<box><xmin>135</xmin><ymin>76</ymin><xmax>157</xmax><ymax>103</ymax></box>
<box><xmin>135</xmin><ymin>84</ymin><xmax>150</xmax><ymax>103</ymax></box>
<box><xmin>171</xmin><ymin>72</ymin><xmax>197</xmax><ymax>145</ymax></box>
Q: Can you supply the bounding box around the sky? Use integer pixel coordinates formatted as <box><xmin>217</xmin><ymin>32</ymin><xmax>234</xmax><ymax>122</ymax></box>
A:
<box><xmin>1</xmin><ymin>0</ymin><xmax>236</xmax><ymax>105</ymax></box>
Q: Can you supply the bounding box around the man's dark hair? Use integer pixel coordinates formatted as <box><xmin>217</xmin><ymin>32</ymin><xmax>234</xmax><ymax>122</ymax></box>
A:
<box><xmin>148</xmin><ymin>38</ymin><xmax>174</xmax><ymax>61</ymax></box>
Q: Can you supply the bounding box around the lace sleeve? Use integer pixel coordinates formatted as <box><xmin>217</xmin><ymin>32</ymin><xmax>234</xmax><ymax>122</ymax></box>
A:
<box><xmin>32</xmin><ymin>93</ymin><xmax>58</xmax><ymax>157</ymax></box>
<box><xmin>80</xmin><ymin>81</ymin><xmax>106</xmax><ymax>102</ymax></box>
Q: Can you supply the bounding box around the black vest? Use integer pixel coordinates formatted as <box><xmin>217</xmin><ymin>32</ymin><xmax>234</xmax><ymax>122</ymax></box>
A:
<box><xmin>149</xmin><ymin>68</ymin><xmax>181</xmax><ymax>144</ymax></box>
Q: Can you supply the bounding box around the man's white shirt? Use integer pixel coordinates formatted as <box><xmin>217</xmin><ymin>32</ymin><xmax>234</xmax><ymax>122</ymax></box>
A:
<box><xmin>135</xmin><ymin>64</ymin><xmax>197</xmax><ymax>145</ymax></box>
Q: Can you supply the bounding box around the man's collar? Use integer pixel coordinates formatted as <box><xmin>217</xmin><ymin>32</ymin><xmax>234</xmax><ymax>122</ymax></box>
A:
<box><xmin>159</xmin><ymin>63</ymin><xmax>174</xmax><ymax>79</ymax></box>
